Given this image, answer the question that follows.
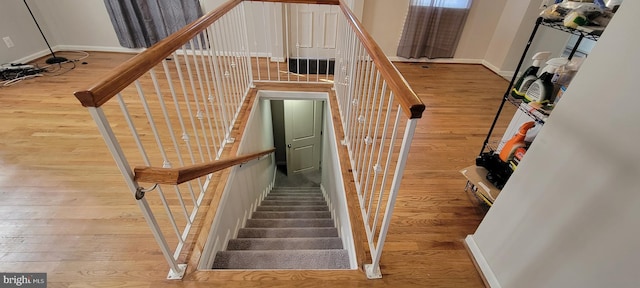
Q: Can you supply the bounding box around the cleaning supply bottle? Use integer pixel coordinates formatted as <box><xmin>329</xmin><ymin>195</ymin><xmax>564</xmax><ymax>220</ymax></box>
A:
<box><xmin>524</xmin><ymin>57</ymin><xmax>569</xmax><ymax>104</ymax></box>
<box><xmin>499</xmin><ymin>121</ymin><xmax>535</xmax><ymax>162</ymax></box>
<box><xmin>511</xmin><ymin>52</ymin><xmax>551</xmax><ymax>99</ymax></box>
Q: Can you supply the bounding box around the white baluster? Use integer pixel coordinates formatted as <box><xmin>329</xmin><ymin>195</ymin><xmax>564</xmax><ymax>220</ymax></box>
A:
<box><xmin>195</xmin><ymin>35</ymin><xmax>224</xmax><ymax>153</ymax></box>
<box><xmin>182</xmin><ymin>45</ymin><xmax>214</xmax><ymax>161</ymax></box>
<box><xmin>116</xmin><ymin>93</ymin><xmax>183</xmax><ymax>242</ymax></box>
<box><xmin>272</xmin><ymin>3</ymin><xmax>282</xmax><ymax>82</ymax></box>
<box><xmin>261</xmin><ymin>2</ymin><xmax>272</xmax><ymax>81</ymax></box>
<box><xmin>236</xmin><ymin>5</ymin><xmax>253</xmax><ymax>91</ymax></box>
<box><xmin>218</xmin><ymin>16</ymin><xmax>240</xmax><ymax>120</ymax></box>
<box><xmin>371</xmin><ymin>102</ymin><xmax>401</xmax><ymax>238</ymax></box>
<box><xmin>354</xmin><ymin>58</ymin><xmax>374</xmax><ymax>184</ymax></box>
<box><xmin>206</xmin><ymin>25</ymin><xmax>232</xmax><ymax>147</ymax></box>
<box><xmin>190</xmin><ymin>39</ymin><xmax>219</xmax><ymax>157</ymax></box>
<box><xmin>368</xmin><ymin>116</ymin><xmax>418</xmax><ymax>279</ymax></box>
<box><xmin>134</xmin><ymin>80</ymin><xmax>191</xmax><ymax>223</ymax></box>
<box><xmin>362</xmin><ymin>75</ymin><xmax>384</xmax><ymax>208</ymax></box>
<box><xmin>87</xmin><ymin>107</ymin><xmax>185</xmax><ymax>278</ymax></box>
<box><xmin>149</xmin><ymin>68</ymin><xmax>199</xmax><ymax>207</ymax></box>
<box><xmin>172</xmin><ymin>52</ymin><xmax>206</xmax><ymax>163</ymax></box>
<box><xmin>366</xmin><ymin>87</ymin><xmax>392</xmax><ymax>221</ymax></box>
<box><xmin>284</xmin><ymin>3</ymin><xmax>291</xmax><ymax>82</ymax></box>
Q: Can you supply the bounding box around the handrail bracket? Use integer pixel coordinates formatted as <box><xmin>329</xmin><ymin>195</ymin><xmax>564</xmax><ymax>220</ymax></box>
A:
<box><xmin>135</xmin><ymin>184</ymin><xmax>159</xmax><ymax>200</ymax></box>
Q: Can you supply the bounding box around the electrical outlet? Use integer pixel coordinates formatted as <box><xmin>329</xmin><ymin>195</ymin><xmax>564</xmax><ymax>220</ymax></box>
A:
<box><xmin>3</xmin><ymin>37</ymin><xmax>14</xmax><ymax>48</ymax></box>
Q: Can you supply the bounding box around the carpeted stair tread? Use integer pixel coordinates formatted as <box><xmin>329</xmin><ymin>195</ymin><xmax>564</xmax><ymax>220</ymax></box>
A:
<box><xmin>271</xmin><ymin>186</ymin><xmax>321</xmax><ymax>189</ymax></box>
<box><xmin>268</xmin><ymin>191</ymin><xmax>323</xmax><ymax>195</ymax></box>
<box><xmin>245</xmin><ymin>218</ymin><xmax>335</xmax><ymax>228</ymax></box>
<box><xmin>256</xmin><ymin>205</ymin><xmax>329</xmax><ymax>211</ymax></box>
<box><xmin>269</xmin><ymin>189</ymin><xmax>322</xmax><ymax>193</ymax></box>
<box><xmin>264</xmin><ymin>195</ymin><xmax>325</xmax><ymax>201</ymax></box>
<box><xmin>226</xmin><ymin>237</ymin><xmax>343</xmax><ymax>250</ymax></box>
<box><xmin>237</xmin><ymin>227</ymin><xmax>339</xmax><ymax>238</ymax></box>
<box><xmin>266</xmin><ymin>194</ymin><xmax>324</xmax><ymax>199</ymax></box>
<box><xmin>213</xmin><ymin>185</ymin><xmax>350</xmax><ymax>270</ymax></box>
<box><xmin>268</xmin><ymin>191</ymin><xmax>323</xmax><ymax>194</ymax></box>
<box><xmin>212</xmin><ymin>250</ymin><xmax>350</xmax><ymax>269</ymax></box>
<box><xmin>252</xmin><ymin>211</ymin><xmax>332</xmax><ymax>219</ymax></box>
<box><xmin>269</xmin><ymin>190</ymin><xmax>322</xmax><ymax>193</ymax></box>
<box><xmin>261</xmin><ymin>200</ymin><xmax>327</xmax><ymax>206</ymax></box>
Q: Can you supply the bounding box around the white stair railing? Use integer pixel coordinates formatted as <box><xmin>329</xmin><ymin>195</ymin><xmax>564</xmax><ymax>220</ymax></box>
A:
<box><xmin>74</xmin><ymin>0</ymin><xmax>252</xmax><ymax>279</ymax></box>
<box><xmin>332</xmin><ymin>3</ymin><xmax>425</xmax><ymax>279</ymax></box>
<box><xmin>75</xmin><ymin>0</ymin><xmax>424</xmax><ymax>280</ymax></box>
<box><xmin>244</xmin><ymin>1</ymin><xmax>338</xmax><ymax>84</ymax></box>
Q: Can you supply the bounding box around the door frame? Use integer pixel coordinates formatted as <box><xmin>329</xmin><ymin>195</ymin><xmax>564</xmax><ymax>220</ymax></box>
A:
<box><xmin>258</xmin><ymin>90</ymin><xmax>328</xmax><ymax>175</ymax></box>
<box><xmin>283</xmin><ymin>99</ymin><xmax>324</xmax><ymax>175</ymax></box>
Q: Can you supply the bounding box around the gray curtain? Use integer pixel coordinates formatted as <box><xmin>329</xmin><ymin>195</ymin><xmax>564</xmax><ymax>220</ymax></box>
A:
<box><xmin>104</xmin><ymin>0</ymin><xmax>203</xmax><ymax>48</ymax></box>
<box><xmin>397</xmin><ymin>0</ymin><xmax>472</xmax><ymax>59</ymax></box>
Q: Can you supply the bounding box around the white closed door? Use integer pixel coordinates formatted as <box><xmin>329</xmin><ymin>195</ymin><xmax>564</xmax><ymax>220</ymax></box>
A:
<box><xmin>284</xmin><ymin>100</ymin><xmax>323</xmax><ymax>175</ymax></box>
<box><xmin>288</xmin><ymin>4</ymin><xmax>339</xmax><ymax>59</ymax></box>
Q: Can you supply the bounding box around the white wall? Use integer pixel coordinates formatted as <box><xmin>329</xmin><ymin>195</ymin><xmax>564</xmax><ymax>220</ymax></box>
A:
<box><xmin>33</xmin><ymin>0</ymin><xmax>122</xmax><ymax>50</ymax></box>
<box><xmin>344</xmin><ymin>0</ymin><xmax>364</xmax><ymax>19</ymax></box>
<box><xmin>202</xmin><ymin>0</ymin><xmax>228</xmax><ymax>12</ymax></box>
<box><xmin>0</xmin><ymin>1</ymin><xmax>50</xmax><ymax>64</ymax></box>
<box><xmin>5</xmin><ymin>0</ymin><xmax>522</xmax><ymax>67</ymax></box>
<box><xmin>455</xmin><ymin>0</ymin><xmax>507</xmax><ymax>61</ymax></box>
<box><xmin>484</xmin><ymin>0</ymin><xmax>536</xmax><ymax>73</ymax></box>
<box><xmin>483</xmin><ymin>0</ymin><xmax>578</xmax><ymax>77</ymax></box>
<box><xmin>199</xmin><ymin>98</ymin><xmax>276</xmax><ymax>269</ymax></box>
<box><xmin>361</xmin><ymin>0</ymin><xmax>410</xmax><ymax>58</ymax></box>
<box><xmin>243</xmin><ymin>2</ymin><xmax>285</xmax><ymax>59</ymax></box>
<box><xmin>467</xmin><ymin>1</ymin><xmax>640</xmax><ymax>287</ymax></box>
<box><xmin>361</xmin><ymin>0</ymin><xmax>506</xmax><ymax>62</ymax></box>
<box><xmin>1</xmin><ymin>0</ymin><xmax>231</xmax><ymax>63</ymax></box>
<box><xmin>321</xmin><ymin>99</ymin><xmax>357</xmax><ymax>269</ymax></box>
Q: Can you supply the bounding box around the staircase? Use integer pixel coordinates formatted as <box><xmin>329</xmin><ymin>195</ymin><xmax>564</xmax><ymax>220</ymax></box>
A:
<box><xmin>212</xmin><ymin>186</ymin><xmax>350</xmax><ymax>269</ymax></box>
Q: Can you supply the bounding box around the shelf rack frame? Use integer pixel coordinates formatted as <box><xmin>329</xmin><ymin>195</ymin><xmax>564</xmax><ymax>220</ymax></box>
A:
<box><xmin>479</xmin><ymin>17</ymin><xmax>599</xmax><ymax>156</ymax></box>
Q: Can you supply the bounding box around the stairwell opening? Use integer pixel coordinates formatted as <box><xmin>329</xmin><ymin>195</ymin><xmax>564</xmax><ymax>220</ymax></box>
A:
<box><xmin>198</xmin><ymin>90</ymin><xmax>357</xmax><ymax>270</ymax></box>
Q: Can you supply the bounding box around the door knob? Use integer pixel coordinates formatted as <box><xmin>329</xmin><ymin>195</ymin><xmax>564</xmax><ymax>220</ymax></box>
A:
<box><xmin>287</xmin><ymin>144</ymin><xmax>292</xmax><ymax>148</ymax></box>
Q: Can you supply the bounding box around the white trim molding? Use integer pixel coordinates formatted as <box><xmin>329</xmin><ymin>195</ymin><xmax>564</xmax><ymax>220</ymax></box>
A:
<box><xmin>12</xmin><ymin>45</ymin><xmax>144</xmax><ymax>64</ymax></box>
<box><xmin>55</xmin><ymin>45</ymin><xmax>145</xmax><ymax>54</ymax></box>
<box><xmin>481</xmin><ymin>60</ymin><xmax>513</xmax><ymax>80</ymax></box>
<box><xmin>465</xmin><ymin>235</ymin><xmax>502</xmax><ymax>288</ymax></box>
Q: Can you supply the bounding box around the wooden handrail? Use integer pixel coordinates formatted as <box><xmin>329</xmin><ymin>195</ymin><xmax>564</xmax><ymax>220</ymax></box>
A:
<box><xmin>73</xmin><ymin>0</ymin><xmax>243</xmax><ymax>108</ymax></box>
<box><xmin>74</xmin><ymin>0</ymin><xmax>425</xmax><ymax>119</ymax></box>
<box><xmin>338</xmin><ymin>1</ymin><xmax>425</xmax><ymax>119</ymax></box>
<box><xmin>134</xmin><ymin>148</ymin><xmax>275</xmax><ymax>185</ymax></box>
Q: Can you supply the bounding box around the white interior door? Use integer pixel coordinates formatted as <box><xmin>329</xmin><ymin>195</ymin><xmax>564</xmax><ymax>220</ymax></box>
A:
<box><xmin>284</xmin><ymin>100</ymin><xmax>323</xmax><ymax>175</ymax></box>
<box><xmin>288</xmin><ymin>4</ymin><xmax>339</xmax><ymax>59</ymax></box>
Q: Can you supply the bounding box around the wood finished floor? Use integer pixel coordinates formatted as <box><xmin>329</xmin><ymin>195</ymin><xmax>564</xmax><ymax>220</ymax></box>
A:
<box><xmin>0</xmin><ymin>52</ymin><xmax>511</xmax><ymax>287</ymax></box>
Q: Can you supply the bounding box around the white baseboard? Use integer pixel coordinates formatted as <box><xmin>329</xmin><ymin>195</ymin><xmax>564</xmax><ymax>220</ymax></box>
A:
<box><xmin>12</xmin><ymin>49</ymin><xmax>52</xmax><ymax>65</ymax></box>
<box><xmin>54</xmin><ymin>45</ymin><xmax>145</xmax><ymax>54</ymax></box>
<box><xmin>465</xmin><ymin>235</ymin><xmax>502</xmax><ymax>288</ymax></box>
<box><xmin>12</xmin><ymin>45</ymin><xmax>144</xmax><ymax>64</ymax></box>
<box><xmin>481</xmin><ymin>60</ymin><xmax>514</xmax><ymax>80</ymax></box>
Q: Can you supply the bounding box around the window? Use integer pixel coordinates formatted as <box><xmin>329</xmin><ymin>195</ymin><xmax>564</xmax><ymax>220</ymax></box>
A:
<box><xmin>416</xmin><ymin>0</ymin><xmax>472</xmax><ymax>9</ymax></box>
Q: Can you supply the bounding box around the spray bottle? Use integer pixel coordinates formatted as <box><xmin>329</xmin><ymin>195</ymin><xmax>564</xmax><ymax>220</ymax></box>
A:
<box><xmin>524</xmin><ymin>57</ymin><xmax>569</xmax><ymax>104</ymax></box>
<box><xmin>511</xmin><ymin>51</ymin><xmax>552</xmax><ymax>99</ymax></box>
<box><xmin>499</xmin><ymin>121</ymin><xmax>536</xmax><ymax>162</ymax></box>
